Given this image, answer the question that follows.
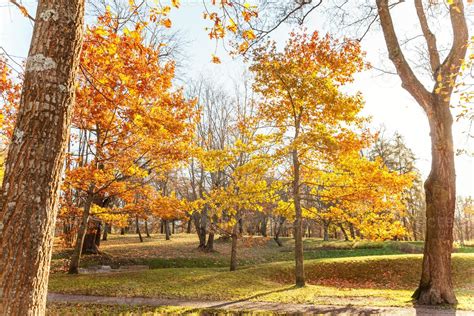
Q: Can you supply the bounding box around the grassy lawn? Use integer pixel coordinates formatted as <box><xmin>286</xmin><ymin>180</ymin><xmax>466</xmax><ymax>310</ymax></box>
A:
<box><xmin>53</xmin><ymin>233</ymin><xmax>472</xmax><ymax>271</ymax></box>
<box><xmin>49</xmin><ymin>234</ymin><xmax>474</xmax><ymax>311</ymax></box>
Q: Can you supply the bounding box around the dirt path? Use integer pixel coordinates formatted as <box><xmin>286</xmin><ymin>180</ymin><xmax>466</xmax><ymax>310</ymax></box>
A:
<box><xmin>48</xmin><ymin>293</ymin><xmax>471</xmax><ymax>315</ymax></box>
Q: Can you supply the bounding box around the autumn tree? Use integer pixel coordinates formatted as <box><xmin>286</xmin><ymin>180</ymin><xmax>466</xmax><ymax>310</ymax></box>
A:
<box><xmin>0</xmin><ymin>0</ymin><xmax>85</xmax><ymax>313</ymax></box>
<box><xmin>65</xmin><ymin>10</ymin><xmax>194</xmax><ymax>273</ymax></box>
<box><xmin>250</xmin><ymin>30</ymin><xmax>366</xmax><ymax>286</ymax></box>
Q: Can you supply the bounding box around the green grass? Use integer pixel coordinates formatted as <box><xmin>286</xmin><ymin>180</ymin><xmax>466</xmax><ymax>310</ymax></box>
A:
<box><xmin>53</xmin><ymin>234</ymin><xmax>451</xmax><ymax>271</ymax></box>
<box><xmin>49</xmin><ymin>252</ymin><xmax>474</xmax><ymax>310</ymax></box>
<box><xmin>46</xmin><ymin>303</ymin><xmax>270</xmax><ymax>316</ymax></box>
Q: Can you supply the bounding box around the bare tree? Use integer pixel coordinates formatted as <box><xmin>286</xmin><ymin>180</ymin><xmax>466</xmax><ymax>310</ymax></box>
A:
<box><xmin>375</xmin><ymin>0</ymin><xmax>469</xmax><ymax>304</ymax></box>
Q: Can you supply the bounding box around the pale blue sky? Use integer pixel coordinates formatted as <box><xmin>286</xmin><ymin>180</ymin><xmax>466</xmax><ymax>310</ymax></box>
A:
<box><xmin>0</xmin><ymin>0</ymin><xmax>473</xmax><ymax>196</ymax></box>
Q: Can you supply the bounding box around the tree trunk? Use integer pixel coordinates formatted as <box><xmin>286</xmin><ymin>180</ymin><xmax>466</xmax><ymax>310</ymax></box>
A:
<box><xmin>193</xmin><ymin>211</ymin><xmax>207</xmax><ymax>249</ymax></box>
<box><xmin>172</xmin><ymin>220</ymin><xmax>175</xmax><ymax>234</ymax></box>
<box><xmin>323</xmin><ymin>222</ymin><xmax>329</xmax><ymax>241</ymax></box>
<box><xmin>82</xmin><ymin>220</ymin><xmax>101</xmax><ymax>254</ymax></box>
<box><xmin>376</xmin><ymin>0</ymin><xmax>467</xmax><ymax>305</ymax></box>
<box><xmin>206</xmin><ymin>232</ymin><xmax>215</xmax><ymax>252</ymax></box>
<box><xmin>186</xmin><ymin>219</ymin><xmax>192</xmax><ymax>233</ymax></box>
<box><xmin>164</xmin><ymin>220</ymin><xmax>171</xmax><ymax>240</ymax></box>
<box><xmin>136</xmin><ymin>215</ymin><xmax>143</xmax><ymax>242</ymax></box>
<box><xmin>413</xmin><ymin>104</ymin><xmax>457</xmax><ymax>305</ymax></box>
<box><xmin>339</xmin><ymin>224</ymin><xmax>349</xmax><ymax>241</ymax></box>
<box><xmin>120</xmin><ymin>227</ymin><xmax>125</xmax><ymax>235</ymax></box>
<box><xmin>230</xmin><ymin>224</ymin><xmax>239</xmax><ymax>271</ymax></box>
<box><xmin>205</xmin><ymin>215</ymin><xmax>217</xmax><ymax>252</ymax></box>
<box><xmin>349</xmin><ymin>223</ymin><xmax>356</xmax><ymax>240</ymax></box>
<box><xmin>292</xmin><ymin>146</ymin><xmax>305</xmax><ymax>287</ymax></box>
<box><xmin>145</xmin><ymin>219</ymin><xmax>151</xmax><ymax>238</ymax></box>
<box><xmin>68</xmin><ymin>195</ymin><xmax>93</xmax><ymax>274</ymax></box>
<box><xmin>260</xmin><ymin>216</ymin><xmax>268</xmax><ymax>237</ymax></box>
<box><xmin>102</xmin><ymin>223</ymin><xmax>109</xmax><ymax>241</ymax></box>
<box><xmin>0</xmin><ymin>0</ymin><xmax>84</xmax><ymax>313</ymax></box>
<box><xmin>239</xmin><ymin>218</ymin><xmax>244</xmax><ymax>234</ymax></box>
<box><xmin>273</xmin><ymin>217</ymin><xmax>285</xmax><ymax>247</ymax></box>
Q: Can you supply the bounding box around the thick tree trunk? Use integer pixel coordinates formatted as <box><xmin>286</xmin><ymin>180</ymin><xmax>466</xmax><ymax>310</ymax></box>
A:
<box><xmin>136</xmin><ymin>215</ymin><xmax>143</xmax><ymax>242</ymax></box>
<box><xmin>413</xmin><ymin>104</ymin><xmax>457</xmax><ymax>305</ymax></box>
<box><xmin>68</xmin><ymin>196</ymin><xmax>93</xmax><ymax>274</ymax></box>
<box><xmin>120</xmin><ymin>227</ymin><xmax>125</xmax><ymax>235</ymax></box>
<box><xmin>0</xmin><ymin>0</ymin><xmax>84</xmax><ymax>313</ymax></box>
<box><xmin>230</xmin><ymin>224</ymin><xmax>239</xmax><ymax>271</ymax></box>
<box><xmin>376</xmin><ymin>0</ymin><xmax>467</xmax><ymax>305</ymax></box>
<box><xmin>82</xmin><ymin>220</ymin><xmax>101</xmax><ymax>254</ymax></box>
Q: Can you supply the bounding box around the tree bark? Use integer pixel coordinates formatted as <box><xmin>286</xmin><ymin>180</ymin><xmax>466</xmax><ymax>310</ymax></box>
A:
<box><xmin>292</xmin><ymin>145</ymin><xmax>305</xmax><ymax>287</ymax></box>
<box><xmin>164</xmin><ymin>220</ymin><xmax>171</xmax><ymax>240</ymax></box>
<box><xmin>145</xmin><ymin>219</ymin><xmax>151</xmax><ymax>237</ymax></box>
<box><xmin>0</xmin><ymin>0</ymin><xmax>84</xmax><ymax>313</ymax></box>
<box><xmin>68</xmin><ymin>196</ymin><xmax>93</xmax><ymax>274</ymax></box>
<box><xmin>376</xmin><ymin>0</ymin><xmax>468</xmax><ymax>305</ymax></box>
<box><xmin>230</xmin><ymin>224</ymin><xmax>239</xmax><ymax>271</ymax></box>
<box><xmin>136</xmin><ymin>215</ymin><xmax>143</xmax><ymax>242</ymax></box>
<box><xmin>186</xmin><ymin>219</ymin><xmax>192</xmax><ymax>233</ymax></box>
<box><xmin>102</xmin><ymin>223</ymin><xmax>109</xmax><ymax>241</ymax></box>
<box><xmin>273</xmin><ymin>217</ymin><xmax>285</xmax><ymax>247</ymax></box>
<box><xmin>349</xmin><ymin>223</ymin><xmax>356</xmax><ymax>240</ymax></box>
<box><xmin>260</xmin><ymin>215</ymin><xmax>268</xmax><ymax>237</ymax></box>
<box><xmin>413</xmin><ymin>103</ymin><xmax>457</xmax><ymax>304</ymax></box>
<box><xmin>339</xmin><ymin>223</ymin><xmax>349</xmax><ymax>241</ymax></box>
<box><xmin>206</xmin><ymin>232</ymin><xmax>215</xmax><ymax>252</ymax></box>
<box><xmin>323</xmin><ymin>222</ymin><xmax>329</xmax><ymax>241</ymax></box>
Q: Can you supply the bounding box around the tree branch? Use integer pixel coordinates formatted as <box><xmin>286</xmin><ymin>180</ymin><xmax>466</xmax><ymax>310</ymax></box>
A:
<box><xmin>376</xmin><ymin>0</ymin><xmax>432</xmax><ymax>112</ymax></box>
<box><xmin>414</xmin><ymin>0</ymin><xmax>440</xmax><ymax>78</ymax></box>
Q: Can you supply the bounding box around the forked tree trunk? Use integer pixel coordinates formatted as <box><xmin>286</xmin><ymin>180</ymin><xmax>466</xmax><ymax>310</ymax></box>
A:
<box><xmin>339</xmin><ymin>224</ymin><xmax>349</xmax><ymax>241</ymax></box>
<box><xmin>376</xmin><ymin>0</ymin><xmax>468</xmax><ymax>305</ymax></box>
<box><xmin>0</xmin><ymin>1</ymin><xmax>84</xmax><ymax>313</ymax></box>
<box><xmin>413</xmin><ymin>104</ymin><xmax>457</xmax><ymax>304</ymax></box>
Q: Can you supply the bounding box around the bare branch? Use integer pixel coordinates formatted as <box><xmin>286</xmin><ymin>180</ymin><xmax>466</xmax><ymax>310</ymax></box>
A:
<box><xmin>376</xmin><ymin>0</ymin><xmax>432</xmax><ymax>112</ymax></box>
<box><xmin>414</xmin><ymin>0</ymin><xmax>440</xmax><ymax>79</ymax></box>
